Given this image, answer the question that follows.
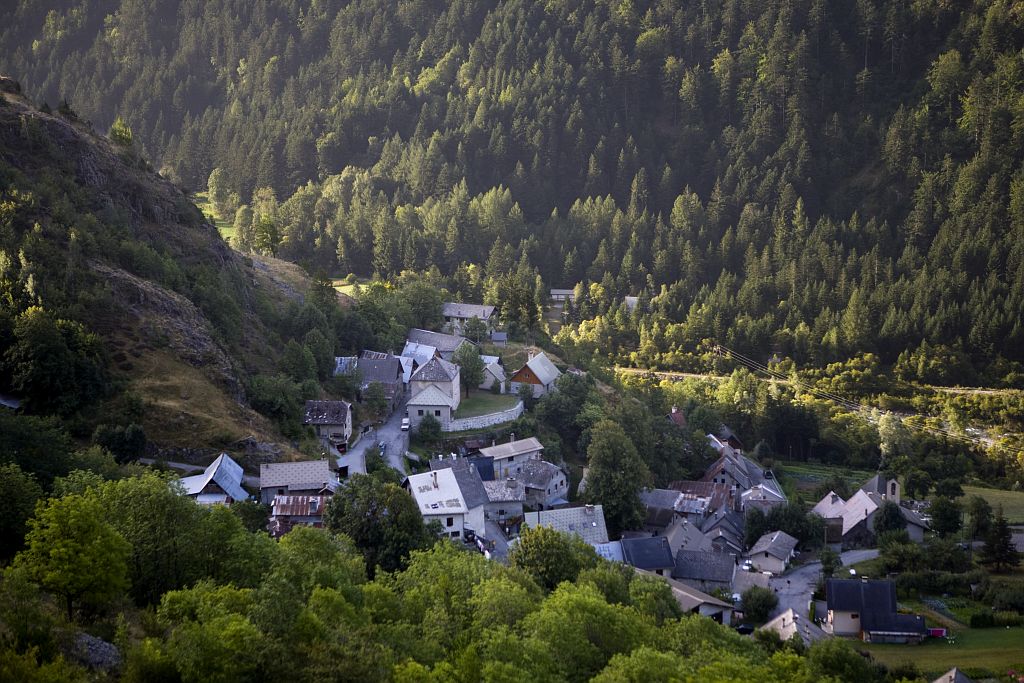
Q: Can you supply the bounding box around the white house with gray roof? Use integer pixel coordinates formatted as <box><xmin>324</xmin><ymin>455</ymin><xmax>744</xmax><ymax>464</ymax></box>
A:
<box><xmin>179</xmin><ymin>453</ymin><xmax>249</xmax><ymax>505</ymax></box>
<box><xmin>478</xmin><ymin>436</ymin><xmax>544</xmax><ymax>479</ymax></box>
<box><xmin>442</xmin><ymin>302</ymin><xmax>496</xmax><ymax>336</ymax></box>
<box><xmin>406</xmin><ymin>328</ymin><xmax>472</xmax><ymax>361</ymax></box>
<box><xmin>407</xmin><ymin>356</ymin><xmax>461</xmax><ymax>430</ymax></box>
<box><xmin>745</xmin><ymin>530</ymin><xmax>799</xmax><ymax>574</ymax></box>
<box><xmin>405</xmin><ymin>467</ymin><xmax>486</xmax><ymax>540</ymax></box>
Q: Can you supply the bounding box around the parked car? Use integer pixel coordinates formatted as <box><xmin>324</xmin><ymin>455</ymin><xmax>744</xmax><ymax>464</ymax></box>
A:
<box><xmin>401</xmin><ymin>417</ymin><xmax>410</xmax><ymax>431</ymax></box>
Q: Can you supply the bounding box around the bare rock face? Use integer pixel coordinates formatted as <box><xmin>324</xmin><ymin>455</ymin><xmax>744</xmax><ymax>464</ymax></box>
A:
<box><xmin>90</xmin><ymin>261</ymin><xmax>244</xmax><ymax>401</ymax></box>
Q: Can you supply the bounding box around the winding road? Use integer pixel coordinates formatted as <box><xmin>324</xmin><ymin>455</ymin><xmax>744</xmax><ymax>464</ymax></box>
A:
<box><xmin>767</xmin><ymin>549</ymin><xmax>879</xmax><ymax>619</ymax></box>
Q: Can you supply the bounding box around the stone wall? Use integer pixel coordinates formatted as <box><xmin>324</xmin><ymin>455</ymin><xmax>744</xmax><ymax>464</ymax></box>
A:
<box><xmin>444</xmin><ymin>401</ymin><xmax>524</xmax><ymax>432</ymax></box>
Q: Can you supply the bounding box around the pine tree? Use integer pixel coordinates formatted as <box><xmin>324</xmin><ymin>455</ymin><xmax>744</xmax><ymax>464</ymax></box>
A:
<box><xmin>979</xmin><ymin>506</ymin><xmax>1021</xmax><ymax>572</ymax></box>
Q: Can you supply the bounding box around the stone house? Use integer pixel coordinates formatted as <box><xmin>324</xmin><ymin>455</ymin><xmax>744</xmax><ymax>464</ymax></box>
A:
<box><xmin>302</xmin><ymin>400</ymin><xmax>352</xmax><ymax>455</ymax></box>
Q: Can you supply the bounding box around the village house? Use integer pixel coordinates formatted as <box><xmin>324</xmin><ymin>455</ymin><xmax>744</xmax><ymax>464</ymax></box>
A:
<box><xmin>478</xmin><ymin>354</ymin><xmax>506</xmax><ymax>392</ymax></box>
<box><xmin>302</xmin><ymin>400</ymin><xmax>352</xmax><ymax>456</ymax></box>
<box><xmin>268</xmin><ymin>495</ymin><xmax>330</xmax><ymax>538</ymax></box>
<box><xmin>671</xmin><ymin>549</ymin><xmax>737</xmax><ymax>594</ymax></box>
<box><xmin>666</xmin><ymin>405</ymin><xmax>687</xmax><ymax>429</ymax></box>
<box><xmin>259</xmin><ymin>459</ymin><xmax>339</xmax><ymax>505</ymax></box>
<box><xmin>442</xmin><ymin>302</ymin><xmax>496</xmax><ymax>336</ymax></box>
<box><xmin>549</xmin><ymin>288</ymin><xmax>576</xmax><ymax>303</ymax></box>
<box><xmin>406</xmin><ymin>356</ymin><xmax>461</xmax><ymax>430</ymax></box>
<box><xmin>522</xmin><ymin>504</ymin><xmax>609</xmax><ymax>545</ymax></box>
<box><xmin>636</xmin><ymin>570</ymin><xmax>734</xmax><ymax>625</ymax></box>
<box><xmin>758</xmin><ymin>609</ymin><xmax>827</xmax><ymax>647</ymax></box>
<box><xmin>620</xmin><ymin>536</ymin><xmax>675</xmax><ymax>576</ymax></box>
<box><xmin>482</xmin><ymin>478</ymin><xmax>525</xmax><ymax>525</ymax></box>
<box><xmin>490</xmin><ymin>331</ymin><xmax>508</xmax><ymax>347</ymax></box>
<box><xmin>639</xmin><ymin>489</ymin><xmax>687</xmax><ymax>533</ymax></box>
<box><xmin>701</xmin><ymin>507</ymin><xmax>746</xmax><ymax>555</ymax></box>
<box><xmin>405</xmin><ymin>466</ymin><xmax>487</xmax><ymax>540</ymax></box>
<box><xmin>518</xmin><ymin>459</ymin><xmax>569</xmax><ymax>510</ymax></box>
<box><xmin>745</xmin><ymin>530</ymin><xmax>799</xmax><ymax>574</ymax></box>
<box><xmin>811</xmin><ymin>475</ymin><xmax>929</xmax><ymax>548</ymax></box>
<box><xmin>356</xmin><ymin>355</ymin><xmax>404</xmax><ymax>413</ymax></box>
<box><xmin>701</xmin><ymin>444</ymin><xmax>786</xmax><ymax>512</ymax></box>
<box><xmin>178</xmin><ymin>453</ymin><xmax>249</xmax><ymax>505</ymax></box>
<box><xmin>931</xmin><ymin>669</ymin><xmax>976</xmax><ymax>683</ymax></box>
<box><xmin>401</xmin><ymin>341</ymin><xmax>440</xmax><ymax>371</ymax></box>
<box><xmin>406</xmin><ymin>328</ymin><xmax>473</xmax><ymax>361</ymax></box>
<box><xmin>509</xmin><ymin>351</ymin><xmax>562</xmax><ymax>398</ymax></box>
<box><xmin>664</xmin><ymin>517</ymin><xmax>714</xmax><ymax>555</ymax></box>
<box><xmin>668</xmin><ymin>480</ymin><xmax>739</xmax><ymax>519</ymax></box>
<box><xmin>478</xmin><ymin>436</ymin><xmax>544</xmax><ymax>479</ymax></box>
<box><xmin>824</xmin><ymin>578</ymin><xmax>926</xmax><ymax>643</ymax></box>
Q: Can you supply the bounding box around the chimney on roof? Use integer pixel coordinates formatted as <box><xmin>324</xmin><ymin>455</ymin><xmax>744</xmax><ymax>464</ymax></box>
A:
<box><xmin>431</xmin><ymin>472</ymin><xmax>439</xmax><ymax>489</ymax></box>
<box><xmin>584</xmin><ymin>504</ymin><xmax>594</xmax><ymax>515</ymax></box>
<box><xmin>671</xmin><ymin>405</ymin><xmax>679</xmax><ymax>414</ymax></box>
<box><xmin>510</xmin><ymin>432</ymin><xmax>515</xmax><ymax>443</ymax></box>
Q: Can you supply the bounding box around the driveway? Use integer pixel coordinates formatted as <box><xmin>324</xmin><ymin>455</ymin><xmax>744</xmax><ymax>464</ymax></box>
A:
<box><xmin>339</xmin><ymin>399</ymin><xmax>410</xmax><ymax>476</ymax></box>
<box><xmin>767</xmin><ymin>549</ymin><xmax>879</xmax><ymax>619</ymax></box>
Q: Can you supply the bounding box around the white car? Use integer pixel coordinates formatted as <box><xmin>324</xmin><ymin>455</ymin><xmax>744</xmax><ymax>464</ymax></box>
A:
<box><xmin>401</xmin><ymin>417</ymin><xmax>410</xmax><ymax>431</ymax></box>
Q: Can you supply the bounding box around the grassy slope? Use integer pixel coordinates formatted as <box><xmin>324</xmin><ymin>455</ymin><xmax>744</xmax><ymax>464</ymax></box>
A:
<box><xmin>861</xmin><ymin>628</ymin><xmax>1024</xmax><ymax>679</ymax></box>
<box><xmin>193</xmin><ymin>191</ymin><xmax>235</xmax><ymax>241</ymax></box>
<box><xmin>962</xmin><ymin>485</ymin><xmax>1024</xmax><ymax>525</ymax></box>
<box><xmin>453</xmin><ymin>392</ymin><xmax>519</xmax><ymax>418</ymax></box>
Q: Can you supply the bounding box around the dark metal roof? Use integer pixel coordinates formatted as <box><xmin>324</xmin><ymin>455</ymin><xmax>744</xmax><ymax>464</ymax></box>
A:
<box><xmin>357</xmin><ymin>356</ymin><xmax>403</xmax><ymax>386</ymax></box>
<box><xmin>672</xmin><ymin>549</ymin><xmax>736</xmax><ymax>583</ymax></box>
<box><xmin>429</xmin><ymin>457</ymin><xmax>489</xmax><ymax>510</ymax></box>
<box><xmin>825</xmin><ymin>579</ymin><xmax>927</xmax><ymax>635</ymax></box>
<box><xmin>621</xmin><ymin>536</ymin><xmax>675</xmax><ymax>570</ymax></box>
<box><xmin>407</xmin><ymin>328</ymin><xmax>470</xmax><ymax>353</ymax></box>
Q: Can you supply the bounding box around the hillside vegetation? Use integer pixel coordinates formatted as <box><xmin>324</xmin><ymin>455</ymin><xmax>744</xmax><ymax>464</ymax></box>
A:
<box><xmin>0</xmin><ymin>81</ymin><xmax>299</xmax><ymax>453</ymax></box>
<box><xmin>2</xmin><ymin>0</ymin><xmax>1023</xmax><ymax>378</ymax></box>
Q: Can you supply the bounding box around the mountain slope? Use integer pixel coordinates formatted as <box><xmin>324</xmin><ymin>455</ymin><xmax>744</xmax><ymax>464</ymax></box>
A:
<box><xmin>0</xmin><ymin>78</ymin><xmax>299</xmax><ymax>451</ymax></box>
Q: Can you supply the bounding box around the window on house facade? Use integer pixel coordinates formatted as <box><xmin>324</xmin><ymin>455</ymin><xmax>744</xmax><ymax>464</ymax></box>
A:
<box><xmin>890</xmin><ymin>482</ymin><xmax>897</xmax><ymax>496</ymax></box>
<box><xmin>434</xmin><ymin>409</ymin><xmax>441</xmax><ymax>416</ymax></box>
<box><xmin>851</xmin><ymin>613</ymin><xmax>859</xmax><ymax>619</ymax></box>
<box><xmin>446</xmin><ymin>517</ymin><xmax>454</xmax><ymax>527</ymax></box>
<box><xmin>418</xmin><ymin>409</ymin><xmax>424</xmax><ymax>416</ymax></box>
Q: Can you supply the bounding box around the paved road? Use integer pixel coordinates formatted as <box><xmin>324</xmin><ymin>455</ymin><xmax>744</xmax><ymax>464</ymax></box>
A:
<box><xmin>768</xmin><ymin>549</ymin><xmax>879</xmax><ymax>619</ymax></box>
<box><xmin>339</xmin><ymin>399</ymin><xmax>409</xmax><ymax>475</ymax></box>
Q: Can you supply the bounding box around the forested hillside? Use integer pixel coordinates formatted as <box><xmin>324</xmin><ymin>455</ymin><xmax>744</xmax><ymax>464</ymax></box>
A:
<box><xmin>3</xmin><ymin>0</ymin><xmax>1023</xmax><ymax>377</ymax></box>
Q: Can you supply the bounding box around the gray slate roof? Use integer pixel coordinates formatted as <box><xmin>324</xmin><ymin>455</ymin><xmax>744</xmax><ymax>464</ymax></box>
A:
<box><xmin>260</xmin><ymin>459</ymin><xmax>337</xmax><ymax>490</ymax></box>
<box><xmin>443</xmin><ymin>302</ymin><xmax>495</xmax><ymax>320</ymax></box>
<box><xmin>357</xmin><ymin>356</ymin><xmax>403</xmax><ymax>386</ymax></box>
<box><xmin>931</xmin><ymin>668</ymin><xmax>975</xmax><ymax>683</ymax></box>
<box><xmin>747</xmin><ymin>530</ymin><xmax>799</xmax><ymax>560</ymax></box>
<box><xmin>478</xmin><ymin>437</ymin><xmax>544</xmax><ymax>460</ymax></box>
<box><xmin>483</xmin><ymin>479</ymin><xmax>526</xmax><ymax>503</ymax></box>
<box><xmin>407</xmin><ymin>328</ymin><xmax>470</xmax><ymax>354</ymax></box>
<box><xmin>523</xmin><ymin>505</ymin><xmax>609</xmax><ymax>544</ymax></box>
<box><xmin>672</xmin><ymin>549</ymin><xmax>736</xmax><ymax>584</ymax></box>
<box><xmin>621</xmin><ymin>536</ymin><xmax>675</xmax><ymax>570</ymax></box>
<box><xmin>303</xmin><ymin>400</ymin><xmax>351</xmax><ymax>425</ymax></box>
<box><xmin>429</xmin><ymin>457</ymin><xmax>489</xmax><ymax>510</ymax></box>
<box><xmin>518</xmin><ymin>459</ymin><xmax>563</xmax><ymax>490</ymax></box>
<box><xmin>411</xmin><ymin>356</ymin><xmax>459</xmax><ymax>383</ymax></box>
